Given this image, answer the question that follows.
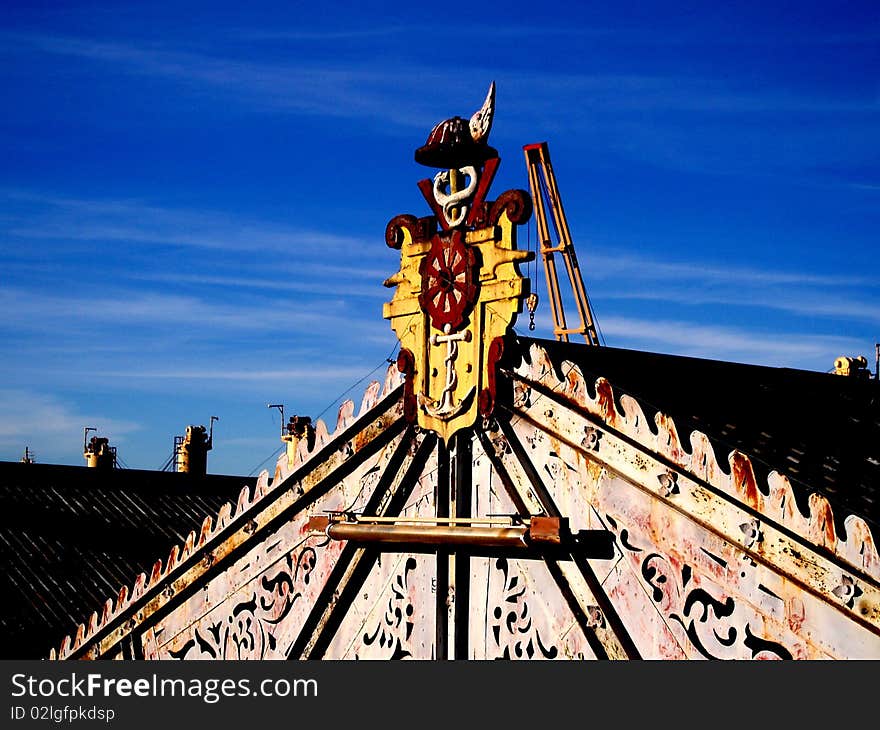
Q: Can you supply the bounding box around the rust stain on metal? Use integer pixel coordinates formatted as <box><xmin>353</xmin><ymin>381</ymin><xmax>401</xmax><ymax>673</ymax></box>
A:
<box><xmin>655</xmin><ymin>412</ymin><xmax>684</xmax><ymax>462</ymax></box>
<box><xmin>564</xmin><ymin>365</ymin><xmax>586</xmax><ymax>404</ymax></box>
<box><xmin>307</xmin><ymin>515</ymin><xmax>330</xmax><ymax>533</ymax></box>
<box><xmin>730</xmin><ymin>451</ymin><xmax>760</xmax><ymax>508</ymax></box>
<box><xmin>355</xmin><ymin>424</ymin><xmax>380</xmax><ymax>452</ymax></box>
<box><xmin>529</xmin><ymin>516</ymin><xmax>564</xmax><ymax>545</ymax></box>
<box><xmin>512</xmin><ymin>343</ymin><xmax>880</xmax><ymax>599</ymax></box>
<box><xmin>585</xmin><ymin>458</ymin><xmax>604</xmax><ymax>483</ymax></box>
<box><xmin>595</xmin><ymin>377</ymin><xmax>618</xmax><ymax>428</ymax></box>
<box><xmin>811</xmin><ymin>494</ymin><xmax>837</xmax><ymax>548</ymax></box>
<box><xmin>396</xmin><ymin>348</ymin><xmax>418</xmax><ymax>423</ymax></box>
<box><xmin>786</xmin><ymin>595</ymin><xmax>806</xmax><ymax>633</ymax></box>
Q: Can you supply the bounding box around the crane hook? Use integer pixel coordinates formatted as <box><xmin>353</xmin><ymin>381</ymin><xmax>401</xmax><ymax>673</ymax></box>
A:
<box><xmin>526</xmin><ymin>292</ymin><xmax>539</xmax><ymax>331</ymax></box>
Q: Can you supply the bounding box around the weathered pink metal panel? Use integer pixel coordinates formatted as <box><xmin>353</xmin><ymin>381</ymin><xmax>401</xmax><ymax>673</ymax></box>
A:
<box><xmin>154</xmin><ymin>420</ymin><xmax>430</xmax><ymax>659</ymax></box>
<box><xmin>506</xmin><ymin>344</ymin><xmax>880</xmax><ymax>658</ymax></box>
<box><xmin>157</xmin><ymin>535</ymin><xmax>339</xmax><ymax>659</ymax></box>
<box><xmin>54</xmin><ymin>343</ymin><xmax>880</xmax><ymax>661</ymax></box>
<box><xmin>469</xmin><ymin>556</ymin><xmax>597</xmax><ymax>660</ymax></box>
<box><xmin>324</xmin><ymin>554</ymin><xmax>436</xmax><ymax>659</ymax></box>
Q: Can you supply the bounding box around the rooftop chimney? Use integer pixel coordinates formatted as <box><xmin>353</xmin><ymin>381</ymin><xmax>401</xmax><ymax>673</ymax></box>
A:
<box><xmin>83</xmin><ymin>427</ymin><xmax>117</xmax><ymax>470</ymax></box>
<box><xmin>174</xmin><ymin>417</ymin><xmax>217</xmax><ymax>476</ymax></box>
<box><xmin>282</xmin><ymin>415</ymin><xmax>315</xmax><ymax>467</ymax></box>
<box><xmin>833</xmin><ymin>355</ymin><xmax>869</xmax><ymax>378</ymax></box>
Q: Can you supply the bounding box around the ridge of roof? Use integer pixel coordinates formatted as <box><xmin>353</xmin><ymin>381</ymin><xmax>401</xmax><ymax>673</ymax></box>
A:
<box><xmin>511</xmin><ymin>338</ymin><xmax>880</xmax><ymax>584</ymax></box>
<box><xmin>516</xmin><ymin>336</ymin><xmax>880</xmax><ymax>533</ymax></box>
<box><xmin>49</xmin><ymin>363</ymin><xmax>405</xmax><ymax>660</ymax></box>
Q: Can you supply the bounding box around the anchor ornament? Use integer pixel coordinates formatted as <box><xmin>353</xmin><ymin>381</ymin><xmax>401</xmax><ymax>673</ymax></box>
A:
<box><xmin>419</xmin><ymin>324</ymin><xmax>475</xmax><ymax>419</ymax></box>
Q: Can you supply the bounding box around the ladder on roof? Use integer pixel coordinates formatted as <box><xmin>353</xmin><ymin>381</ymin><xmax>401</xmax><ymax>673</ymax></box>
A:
<box><xmin>523</xmin><ymin>141</ymin><xmax>602</xmax><ymax>346</ymax></box>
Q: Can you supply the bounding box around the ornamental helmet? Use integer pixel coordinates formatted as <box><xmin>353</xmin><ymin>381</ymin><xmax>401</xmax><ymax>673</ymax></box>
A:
<box><xmin>414</xmin><ymin>82</ymin><xmax>498</xmax><ymax>168</ymax></box>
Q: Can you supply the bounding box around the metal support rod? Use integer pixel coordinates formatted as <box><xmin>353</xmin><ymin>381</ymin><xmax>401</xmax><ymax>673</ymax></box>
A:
<box><xmin>452</xmin><ymin>430</ymin><xmax>472</xmax><ymax>658</ymax></box>
<box><xmin>308</xmin><ymin>514</ymin><xmax>567</xmax><ymax>549</ymax></box>
<box><xmin>435</xmin><ymin>437</ymin><xmax>450</xmax><ymax>660</ymax></box>
<box><xmin>326</xmin><ymin>515</ymin><xmax>517</xmax><ymax>525</ymax></box>
<box><xmin>324</xmin><ymin>522</ymin><xmax>530</xmax><ymax>548</ymax></box>
<box><xmin>83</xmin><ymin>426</ymin><xmax>96</xmax><ymax>453</ymax></box>
<box><xmin>267</xmin><ymin>403</ymin><xmax>285</xmax><ymax>438</ymax></box>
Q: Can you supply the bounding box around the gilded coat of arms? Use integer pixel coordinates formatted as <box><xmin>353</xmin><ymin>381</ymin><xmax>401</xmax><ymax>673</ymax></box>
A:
<box><xmin>383</xmin><ymin>83</ymin><xmax>533</xmax><ymax>442</ymax></box>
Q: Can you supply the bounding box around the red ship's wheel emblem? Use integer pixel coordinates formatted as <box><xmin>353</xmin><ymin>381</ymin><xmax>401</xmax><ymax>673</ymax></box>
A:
<box><xmin>418</xmin><ymin>231</ymin><xmax>478</xmax><ymax>331</ymax></box>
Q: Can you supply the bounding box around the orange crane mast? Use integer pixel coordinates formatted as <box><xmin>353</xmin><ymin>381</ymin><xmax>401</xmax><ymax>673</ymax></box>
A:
<box><xmin>523</xmin><ymin>141</ymin><xmax>602</xmax><ymax>346</ymax></box>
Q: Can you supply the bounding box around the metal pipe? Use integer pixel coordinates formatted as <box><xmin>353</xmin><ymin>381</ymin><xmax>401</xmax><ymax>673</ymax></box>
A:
<box><xmin>336</xmin><ymin>515</ymin><xmax>516</xmax><ymax>526</ymax></box>
<box><xmin>325</xmin><ymin>522</ymin><xmax>530</xmax><ymax>549</ymax></box>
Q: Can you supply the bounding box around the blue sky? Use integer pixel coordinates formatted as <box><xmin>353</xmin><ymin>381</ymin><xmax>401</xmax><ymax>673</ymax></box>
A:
<box><xmin>1</xmin><ymin>1</ymin><xmax>877</xmax><ymax>474</ymax></box>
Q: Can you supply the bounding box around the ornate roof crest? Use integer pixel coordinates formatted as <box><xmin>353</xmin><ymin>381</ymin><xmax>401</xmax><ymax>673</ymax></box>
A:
<box><xmin>383</xmin><ymin>83</ymin><xmax>534</xmax><ymax>442</ymax></box>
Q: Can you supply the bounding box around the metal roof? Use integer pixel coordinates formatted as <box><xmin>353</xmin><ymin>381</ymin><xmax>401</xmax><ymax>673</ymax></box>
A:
<box><xmin>0</xmin><ymin>461</ymin><xmax>254</xmax><ymax>658</ymax></box>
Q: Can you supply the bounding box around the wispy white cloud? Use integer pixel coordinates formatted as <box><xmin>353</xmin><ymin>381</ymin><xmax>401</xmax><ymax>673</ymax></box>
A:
<box><xmin>583</xmin><ymin>249</ymin><xmax>879</xmax><ymax>288</ymax></box>
<box><xmin>29</xmin><ymin>23</ymin><xmax>880</xmax><ymax>49</ymax></box>
<box><xmin>437</xmin><ymin>25</ymin><xmax>880</xmax><ymax>47</ymax></box>
<box><xmin>0</xmin><ymin>276</ymin><xmax>397</xmax><ymax>408</ymax></box>
<box><xmin>2</xmin><ymin>191</ymin><xmax>371</xmax><ymax>255</ymax></box>
<box><xmin>507</xmin><ymin>73</ymin><xmax>878</xmax><ymax>115</ymax></box>
<box><xmin>598</xmin><ymin>315</ymin><xmax>865</xmax><ymax>367</ymax></box>
<box><xmin>577</xmin><ymin>248</ymin><xmax>880</xmax><ymax>325</ymax></box>
<box><xmin>0</xmin><ymin>286</ymin><xmax>383</xmax><ymax>338</ymax></box>
<box><xmin>4</xmin><ymin>31</ymin><xmax>875</xmax><ymax>124</ymax></box>
<box><xmin>239</xmin><ymin>24</ymin><xmax>637</xmax><ymax>43</ymax></box>
<box><xmin>8</xmin><ymin>188</ymin><xmax>871</xmax><ymax>297</ymax></box>
<box><xmin>95</xmin><ymin>365</ymin><xmax>377</xmax><ymax>381</ymax></box>
<box><xmin>3</xmin><ymin>29</ymin><xmax>874</xmax><ymax>194</ymax></box>
<box><xmin>238</xmin><ymin>27</ymin><xmax>414</xmax><ymax>42</ymax></box>
<box><xmin>0</xmin><ymin>32</ymin><xmax>445</xmax><ymax>128</ymax></box>
<box><xmin>0</xmin><ymin>389</ymin><xmax>139</xmax><ymax>449</ymax></box>
<box><xmin>598</xmin><ymin>287</ymin><xmax>880</xmax><ymax>326</ymax></box>
<box><xmin>128</xmin><ymin>271</ymin><xmax>388</xmax><ymax>298</ymax></box>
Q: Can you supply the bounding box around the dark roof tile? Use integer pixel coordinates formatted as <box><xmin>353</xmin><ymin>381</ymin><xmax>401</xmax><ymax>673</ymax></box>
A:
<box><xmin>0</xmin><ymin>461</ymin><xmax>254</xmax><ymax>658</ymax></box>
